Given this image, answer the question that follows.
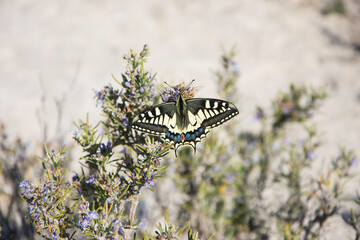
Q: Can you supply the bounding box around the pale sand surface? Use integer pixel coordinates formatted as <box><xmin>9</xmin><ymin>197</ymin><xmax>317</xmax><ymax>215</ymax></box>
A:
<box><xmin>1</xmin><ymin>0</ymin><xmax>360</xmax><ymax>238</ymax></box>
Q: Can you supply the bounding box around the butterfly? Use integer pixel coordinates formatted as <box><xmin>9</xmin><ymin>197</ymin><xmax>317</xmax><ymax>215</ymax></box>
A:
<box><xmin>131</xmin><ymin>83</ymin><xmax>239</xmax><ymax>156</ymax></box>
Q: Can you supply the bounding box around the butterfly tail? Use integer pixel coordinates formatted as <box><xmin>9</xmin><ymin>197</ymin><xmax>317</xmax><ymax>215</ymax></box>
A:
<box><xmin>174</xmin><ymin>143</ymin><xmax>180</xmax><ymax>157</ymax></box>
<box><xmin>174</xmin><ymin>148</ymin><xmax>178</xmax><ymax>157</ymax></box>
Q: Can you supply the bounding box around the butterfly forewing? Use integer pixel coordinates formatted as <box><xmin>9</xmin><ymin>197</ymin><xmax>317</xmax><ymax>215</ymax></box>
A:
<box><xmin>132</xmin><ymin>102</ymin><xmax>176</xmax><ymax>135</ymax></box>
<box><xmin>186</xmin><ymin>98</ymin><xmax>239</xmax><ymax>128</ymax></box>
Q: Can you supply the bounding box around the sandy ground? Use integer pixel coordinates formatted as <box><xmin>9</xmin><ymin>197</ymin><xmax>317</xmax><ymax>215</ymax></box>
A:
<box><xmin>1</xmin><ymin>0</ymin><xmax>360</xmax><ymax>238</ymax></box>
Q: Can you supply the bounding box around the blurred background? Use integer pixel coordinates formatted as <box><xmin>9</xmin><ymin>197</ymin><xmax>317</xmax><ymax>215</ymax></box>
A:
<box><xmin>0</xmin><ymin>0</ymin><xmax>359</xmax><ymax>156</ymax></box>
<box><xmin>1</xmin><ymin>0</ymin><xmax>360</xmax><ymax>239</ymax></box>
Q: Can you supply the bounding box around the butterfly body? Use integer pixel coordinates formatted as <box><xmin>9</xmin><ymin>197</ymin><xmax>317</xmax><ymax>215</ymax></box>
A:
<box><xmin>132</xmin><ymin>91</ymin><xmax>238</xmax><ymax>155</ymax></box>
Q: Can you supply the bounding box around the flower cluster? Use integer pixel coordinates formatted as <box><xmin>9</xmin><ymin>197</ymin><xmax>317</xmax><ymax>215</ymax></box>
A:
<box><xmin>77</xmin><ymin>202</ymin><xmax>99</xmax><ymax>229</ymax></box>
<box><xmin>112</xmin><ymin>218</ymin><xmax>124</xmax><ymax>235</ymax></box>
<box><xmin>214</xmin><ymin>46</ymin><xmax>240</xmax><ymax>100</ymax></box>
<box><xmin>19</xmin><ymin>147</ymin><xmax>74</xmax><ymax>240</ymax></box>
<box><xmin>145</xmin><ymin>177</ymin><xmax>155</xmax><ymax>189</ymax></box>
<box><xmin>160</xmin><ymin>81</ymin><xmax>195</xmax><ymax>102</ymax></box>
<box><xmin>99</xmin><ymin>141</ymin><xmax>112</xmax><ymax>156</ymax></box>
<box><xmin>272</xmin><ymin>84</ymin><xmax>326</xmax><ymax>128</ymax></box>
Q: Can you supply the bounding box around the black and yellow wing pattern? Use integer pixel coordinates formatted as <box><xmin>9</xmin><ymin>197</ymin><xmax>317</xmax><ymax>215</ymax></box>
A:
<box><xmin>132</xmin><ymin>96</ymin><xmax>238</xmax><ymax>155</ymax></box>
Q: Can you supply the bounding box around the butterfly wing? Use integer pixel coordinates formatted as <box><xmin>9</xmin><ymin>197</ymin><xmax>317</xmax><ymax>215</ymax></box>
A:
<box><xmin>132</xmin><ymin>102</ymin><xmax>176</xmax><ymax>135</ymax></box>
<box><xmin>186</xmin><ymin>98</ymin><xmax>239</xmax><ymax>129</ymax></box>
<box><xmin>168</xmin><ymin>98</ymin><xmax>238</xmax><ymax>154</ymax></box>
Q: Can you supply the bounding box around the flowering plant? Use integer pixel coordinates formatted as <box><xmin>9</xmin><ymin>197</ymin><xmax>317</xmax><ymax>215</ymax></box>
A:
<box><xmin>12</xmin><ymin>45</ymin><xmax>360</xmax><ymax>240</ymax></box>
<box><xmin>19</xmin><ymin>45</ymin><xmax>203</xmax><ymax>240</ymax></box>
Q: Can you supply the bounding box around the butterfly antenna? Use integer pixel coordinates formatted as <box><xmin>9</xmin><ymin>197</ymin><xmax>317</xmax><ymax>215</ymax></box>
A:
<box><xmin>186</xmin><ymin>79</ymin><xmax>195</xmax><ymax>89</ymax></box>
<box><xmin>164</xmin><ymin>82</ymin><xmax>172</xmax><ymax>88</ymax></box>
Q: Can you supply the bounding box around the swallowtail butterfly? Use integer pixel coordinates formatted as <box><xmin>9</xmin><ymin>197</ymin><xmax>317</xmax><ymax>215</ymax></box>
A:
<box><xmin>132</xmin><ymin>82</ymin><xmax>239</xmax><ymax>156</ymax></box>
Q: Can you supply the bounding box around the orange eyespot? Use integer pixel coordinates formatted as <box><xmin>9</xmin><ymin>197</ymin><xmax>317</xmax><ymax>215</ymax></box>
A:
<box><xmin>181</xmin><ymin>134</ymin><xmax>185</xmax><ymax>142</ymax></box>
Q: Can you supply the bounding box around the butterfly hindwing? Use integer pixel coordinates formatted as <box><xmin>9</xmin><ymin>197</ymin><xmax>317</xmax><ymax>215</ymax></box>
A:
<box><xmin>166</xmin><ymin>98</ymin><xmax>238</xmax><ymax>154</ymax></box>
<box><xmin>186</xmin><ymin>98</ymin><xmax>239</xmax><ymax>128</ymax></box>
<box><xmin>166</xmin><ymin>123</ymin><xmax>210</xmax><ymax>154</ymax></box>
<box><xmin>131</xmin><ymin>102</ymin><xmax>176</xmax><ymax>135</ymax></box>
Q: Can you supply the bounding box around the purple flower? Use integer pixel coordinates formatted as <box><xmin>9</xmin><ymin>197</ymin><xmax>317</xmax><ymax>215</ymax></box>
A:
<box><xmin>145</xmin><ymin>177</ymin><xmax>154</xmax><ymax>189</ymax></box>
<box><xmin>351</xmin><ymin>158</ymin><xmax>358</xmax><ymax>167</ymax></box>
<box><xmin>43</xmin><ymin>195</ymin><xmax>54</xmax><ymax>204</ymax></box>
<box><xmin>231</xmin><ymin>60</ymin><xmax>241</xmax><ymax>76</ymax></box>
<box><xmin>139</xmin><ymin>217</ymin><xmax>146</xmax><ymax>227</ymax></box>
<box><xmin>87</xmin><ymin>211</ymin><xmax>99</xmax><ymax>220</ymax></box>
<box><xmin>254</xmin><ymin>108</ymin><xmax>264</xmax><ymax>120</ymax></box>
<box><xmin>73</xmin><ymin>130</ymin><xmax>79</xmax><ymax>137</ymax></box>
<box><xmin>118</xmin><ymin>227</ymin><xmax>124</xmax><ymax>235</ymax></box>
<box><xmin>112</xmin><ymin>218</ymin><xmax>121</xmax><ymax>228</ymax></box>
<box><xmin>173</xmin><ymin>91</ymin><xmax>178</xmax><ymax>101</ymax></box>
<box><xmin>94</xmin><ymin>90</ymin><xmax>104</xmax><ymax>100</ymax></box>
<box><xmin>20</xmin><ymin>180</ymin><xmax>31</xmax><ymax>194</ymax></box>
<box><xmin>307</xmin><ymin>109</ymin><xmax>314</xmax><ymax>117</ymax></box>
<box><xmin>80</xmin><ymin>218</ymin><xmax>90</xmax><ymax>228</ymax></box>
<box><xmin>122</xmin><ymin>118</ymin><xmax>128</xmax><ymax>127</ymax></box>
<box><xmin>77</xmin><ymin>201</ymin><xmax>89</xmax><ymax>214</ymax></box>
<box><xmin>254</xmin><ymin>112</ymin><xmax>263</xmax><ymax>120</ymax></box>
<box><xmin>306</xmin><ymin>150</ymin><xmax>315</xmax><ymax>162</ymax></box>
<box><xmin>19</xmin><ymin>150</ymin><xmax>26</xmax><ymax>159</ymax></box>
<box><xmin>155</xmin><ymin>158</ymin><xmax>160</xmax><ymax>166</ymax></box>
<box><xmin>140</xmin><ymin>87</ymin><xmax>144</xmax><ymax>93</ymax></box>
<box><xmin>226</xmin><ymin>210</ymin><xmax>234</xmax><ymax>217</ymax></box>
<box><xmin>112</xmin><ymin>218</ymin><xmax>124</xmax><ymax>234</ymax></box>
<box><xmin>29</xmin><ymin>202</ymin><xmax>41</xmax><ymax>222</ymax></box>
<box><xmin>162</xmin><ymin>94</ymin><xmax>170</xmax><ymax>103</ymax></box>
<box><xmin>19</xmin><ymin>180</ymin><xmax>30</xmax><ymax>188</ymax></box>
<box><xmin>85</xmin><ymin>175</ymin><xmax>94</xmax><ymax>184</ymax></box>
<box><xmin>282</xmin><ymin>106</ymin><xmax>291</xmax><ymax>115</ymax></box>
<box><xmin>29</xmin><ymin>202</ymin><xmax>37</xmax><ymax>214</ymax></box>
<box><xmin>79</xmin><ymin>210</ymin><xmax>98</xmax><ymax>229</ymax></box>
<box><xmin>32</xmin><ymin>211</ymin><xmax>41</xmax><ymax>223</ymax></box>
<box><xmin>226</xmin><ymin>173</ymin><xmax>235</xmax><ymax>183</ymax></box>
<box><xmin>99</xmin><ymin>142</ymin><xmax>112</xmax><ymax>155</ymax></box>
<box><xmin>124</xmin><ymin>82</ymin><xmax>131</xmax><ymax>88</ymax></box>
